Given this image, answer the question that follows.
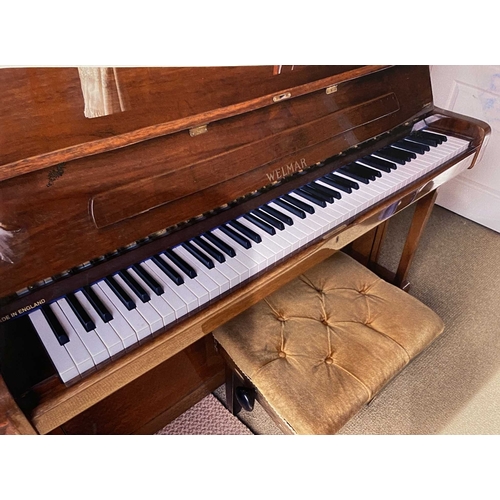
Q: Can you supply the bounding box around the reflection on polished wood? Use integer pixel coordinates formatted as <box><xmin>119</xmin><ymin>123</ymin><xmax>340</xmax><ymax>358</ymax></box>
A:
<box><xmin>0</xmin><ymin>66</ymin><xmax>490</xmax><ymax>434</ymax></box>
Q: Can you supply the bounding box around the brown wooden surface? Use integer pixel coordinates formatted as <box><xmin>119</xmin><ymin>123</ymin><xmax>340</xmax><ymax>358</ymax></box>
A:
<box><xmin>0</xmin><ymin>66</ymin><xmax>374</xmax><ymax>179</ymax></box>
<box><xmin>394</xmin><ymin>190</ymin><xmax>438</xmax><ymax>287</ymax></box>
<box><xmin>347</xmin><ymin>221</ymin><xmax>389</xmax><ymax>270</ymax></box>
<box><xmin>0</xmin><ymin>65</ymin><xmax>433</xmax><ymax>300</ymax></box>
<box><xmin>57</xmin><ymin>335</ymin><xmax>224</xmax><ymax>434</ymax></box>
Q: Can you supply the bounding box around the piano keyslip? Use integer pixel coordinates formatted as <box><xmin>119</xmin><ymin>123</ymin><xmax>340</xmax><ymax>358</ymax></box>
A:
<box><xmin>27</xmin><ymin>131</ymin><xmax>470</xmax><ymax>384</ymax></box>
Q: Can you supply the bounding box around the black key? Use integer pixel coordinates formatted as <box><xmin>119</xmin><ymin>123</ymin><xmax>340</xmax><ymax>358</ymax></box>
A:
<box><xmin>164</xmin><ymin>248</ymin><xmax>197</xmax><ymax>279</ymax></box>
<box><xmin>357</xmin><ymin>163</ymin><xmax>382</xmax><ymax>178</ymax></box>
<box><xmin>391</xmin><ymin>146</ymin><xmax>416</xmax><ymax>160</ymax></box>
<box><xmin>320</xmin><ymin>175</ymin><xmax>351</xmax><ymax>193</ymax></box>
<box><xmin>104</xmin><ymin>275</ymin><xmax>136</xmax><ymax>310</ymax></box>
<box><xmin>228</xmin><ymin>220</ymin><xmax>262</xmax><ymax>243</ymax></box>
<box><xmin>407</xmin><ymin>133</ymin><xmax>438</xmax><ymax>148</ymax></box>
<box><xmin>152</xmin><ymin>254</ymin><xmax>184</xmax><ymax>285</ymax></box>
<box><xmin>305</xmin><ymin>184</ymin><xmax>335</xmax><ymax>203</ymax></box>
<box><xmin>252</xmin><ymin>209</ymin><xmax>285</xmax><ymax>230</ymax></box>
<box><xmin>244</xmin><ymin>213</ymin><xmax>276</xmax><ymax>235</ymax></box>
<box><xmin>82</xmin><ymin>285</ymin><xmax>113</xmax><ymax>323</ymax></box>
<box><xmin>274</xmin><ymin>198</ymin><xmax>306</xmax><ymax>219</ymax></box>
<box><xmin>118</xmin><ymin>269</ymin><xmax>150</xmax><ymax>302</ymax></box>
<box><xmin>415</xmin><ymin>130</ymin><xmax>447</xmax><ymax>143</ymax></box>
<box><xmin>203</xmin><ymin>232</ymin><xmax>236</xmax><ymax>257</ymax></box>
<box><xmin>182</xmin><ymin>241</ymin><xmax>214</xmax><ymax>269</ymax></box>
<box><xmin>294</xmin><ymin>187</ymin><xmax>327</xmax><ymax>207</ymax></box>
<box><xmin>376</xmin><ymin>147</ymin><xmax>415</xmax><ymax>164</ymax></box>
<box><xmin>338</xmin><ymin>164</ymin><xmax>372</xmax><ymax>184</ymax></box>
<box><xmin>41</xmin><ymin>304</ymin><xmax>70</xmax><ymax>346</ymax></box>
<box><xmin>193</xmin><ymin>236</ymin><xmax>226</xmax><ymax>263</ymax></box>
<box><xmin>132</xmin><ymin>264</ymin><xmax>164</xmax><ymax>295</ymax></box>
<box><xmin>324</xmin><ymin>173</ymin><xmax>359</xmax><ymax>190</ymax></box>
<box><xmin>302</xmin><ymin>184</ymin><xmax>334</xmax><ymax>204</ymax></box>
<box><xmin>309</xmin><ymin>181</ymin><xmax>341</xmax><ymax>200</ymax></box>
<box><xmin>219</xmin><ymin>224</ymin><xmax>252</xmax><ymax>249</ymax></box>
<box><xmin>281</xmin><ymin>194</ymin><xmax>315</xmax><ymax>214</ymax></box>
<box><xmin>260</xmin><ymin>205</ymin><xmax>293</xmax><ymax>226</ymax></box>
<box><xmin>394</xmin><ymin>139</ymin><xmax>429</xmax><ymax>154</ymax></box>
<box><xmin>358</xmin><ymin>156</ymin><xmax>396</xmax><ymax>173</ymax></box>
<box><xmin>66</xmin><ymin>292</ymin><xmax>96</xmax><ymax>332</ymax></box>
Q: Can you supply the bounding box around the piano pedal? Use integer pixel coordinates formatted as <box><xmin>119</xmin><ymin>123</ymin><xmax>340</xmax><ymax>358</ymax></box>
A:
<box><xmin>235</xmin><ymin>386</ymin><xmax>256</xmax><ymax>412</ymax></box>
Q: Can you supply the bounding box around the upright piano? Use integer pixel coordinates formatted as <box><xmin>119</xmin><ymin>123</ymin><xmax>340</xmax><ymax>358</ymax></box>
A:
<box><xmin>0</xmin><ymin>66</ymin><xmax>490</xmax><ymax>434</ymax></box>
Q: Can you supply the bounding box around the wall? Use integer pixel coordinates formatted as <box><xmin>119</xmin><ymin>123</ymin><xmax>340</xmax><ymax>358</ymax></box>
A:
<box><xmin>430</xmin><ymin>65</ymin><xmax>500</xmax><ymax>233</ymax></box>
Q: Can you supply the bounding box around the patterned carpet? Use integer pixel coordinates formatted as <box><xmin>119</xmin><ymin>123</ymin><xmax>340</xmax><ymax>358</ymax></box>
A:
<box><xmin>156</xmin><ymin>394</ymin><xmax>253</xmax><ymax>435</ymax></box>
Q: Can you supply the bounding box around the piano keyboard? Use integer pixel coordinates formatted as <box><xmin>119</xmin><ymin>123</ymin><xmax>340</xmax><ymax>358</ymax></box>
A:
<box><xmin>28</xmin><ymin>130</ymin><xmax>470</xmax><ymax>383</ymax></box>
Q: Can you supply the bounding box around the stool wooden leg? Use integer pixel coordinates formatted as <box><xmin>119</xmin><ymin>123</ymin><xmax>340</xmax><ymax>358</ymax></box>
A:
<box><xmin>225</xmin><ymin>364</ymin><xmax>242</xmax><ymax>415</ymax></box>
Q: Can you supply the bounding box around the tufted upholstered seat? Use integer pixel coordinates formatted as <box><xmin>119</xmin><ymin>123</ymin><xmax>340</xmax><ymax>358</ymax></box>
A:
<box><xmin>212</xmin><ymin>251</ymin><xmax>444</xmax><ymax>434</ymax></box>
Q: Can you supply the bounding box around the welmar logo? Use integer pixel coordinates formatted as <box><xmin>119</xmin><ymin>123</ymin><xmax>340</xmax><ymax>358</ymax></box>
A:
<box><xmin>266</xmin><ymin>158</ymin><xmax>307</xmax><ymax>183</ymax></box>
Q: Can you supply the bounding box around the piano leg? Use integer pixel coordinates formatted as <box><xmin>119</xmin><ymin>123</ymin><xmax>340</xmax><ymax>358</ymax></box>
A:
<box><xmin>394</xmin><ymin>189</ymin><xmax>438</xmax><ymax>289</ymax></box>
<box><xmin>347</xmin><ymin>189</ymin><xmax>438</xmax><ymax>291</ymax></box>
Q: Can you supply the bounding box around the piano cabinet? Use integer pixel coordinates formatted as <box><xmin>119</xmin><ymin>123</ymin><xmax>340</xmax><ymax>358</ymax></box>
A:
<box><xmin>0</xmin><ymin>66</ymin><xmax>490</xmax><ymax>434</ymax></box>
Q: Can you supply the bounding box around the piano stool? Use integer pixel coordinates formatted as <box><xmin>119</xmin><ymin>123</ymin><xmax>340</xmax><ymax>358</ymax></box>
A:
<box><xmin>212</xmin><ymin>251</ymin><xmax>444</xmax><ymax>434</ymax></box>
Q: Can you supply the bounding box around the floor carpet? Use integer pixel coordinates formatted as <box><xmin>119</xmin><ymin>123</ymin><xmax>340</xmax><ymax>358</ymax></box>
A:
<box><xmin>156</xmin><ymin>393</ymin><xmax>253</xmax><ymax>435</ymax></box>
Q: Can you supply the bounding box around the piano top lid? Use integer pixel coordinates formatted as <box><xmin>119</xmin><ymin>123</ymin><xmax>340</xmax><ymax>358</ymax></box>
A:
<box><xmin>0</xmin><ymin>65</ymin><xmax>390</xmax><ymax>183</ymax></box>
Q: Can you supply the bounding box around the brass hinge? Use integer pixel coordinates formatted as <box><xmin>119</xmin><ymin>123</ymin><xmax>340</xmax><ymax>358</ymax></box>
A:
<box><xmin>272</xmin><ymin>92</ymin><xmax>292</xmax><ymax>103</ymax></box>
<box><xmin>326</xmin><ymin>85</ymin><xmax>338</xmax><ymax>95</ymax></box>
<box><xmin>189</xmin><ymin>124</ymin><xmax>208</xmax><ymax>137</ymax></box>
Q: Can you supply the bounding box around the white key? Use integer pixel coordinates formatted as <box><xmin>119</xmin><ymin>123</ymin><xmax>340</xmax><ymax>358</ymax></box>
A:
<box><xmin>128</xmin><ymin>265</ymin><xmax>176</xmax><ymax>327</ymax></box>
<box><xmin>163</xmin><ymin>251</ymin><xmax>210</xmax><ymax>306</ymax></box>
<box><xmin>269</xmin><ymin>202</ymin><xmax>316</xmax><ymax>243</ymax></box>
<box><xmin>212</xmin><ymin>228</ymin><xmax>262</xmax><ymax>276</ymax></box>
<box><xmin>29</xmin><ymin>309</ymin><xmax>79</xmax><ymax>383</ymax></box>
<box><xmin>233</xmin><ymin>219</ymin><xmax>281</xmax><ymax>264</ymax></box>
<box><xmin>57</xmin><ymin>298</ymin><xmax>109</xmax><ymax>366</ymax></box>
<box><xmin>74</xmin><ymin>290</ymin><xmax>124</xmax><ymax>356</ymax></box>
<box><xmin>173</xmin><ymin>246</ymin><xmax>220</xmax><ymax>300</ymax></box>
<box><xmin>143</xmin><ymin>257</ymin><xmax>197</xmax><ymax>314</ymax></box>
<box><xmin>91</xmin><ymin>284</ymin><xmax>138</xmax><ymax>348</ymax></box>
<box><xmin>252</xmin><ymin>222</ymin><xmax>292</xmax><ymax>259</ymax></box>
<box><xmin>191</xmin><ymin>239</ymin><xmax>242</xmax><ymax>287</ymax></box>
<box><xmin>97</xmin><ymin>281</ymin><xmax>151</xmax><ymax>341</ymax></box>
<box><xmin>114</xmin><ymin>271</ymin><xmax>165</xmax><ymax>333</ymax></box>
<box><xmin>50</xmin><ymin>302</ymin><xmax>95</xmax><ymax>375</ymax></box>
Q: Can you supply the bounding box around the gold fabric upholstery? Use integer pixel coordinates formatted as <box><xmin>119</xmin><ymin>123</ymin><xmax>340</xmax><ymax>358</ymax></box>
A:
<box><xmin>213</xmin><ymin>252</ymin><xmax>444</xmax><ymax>434</ymax></box>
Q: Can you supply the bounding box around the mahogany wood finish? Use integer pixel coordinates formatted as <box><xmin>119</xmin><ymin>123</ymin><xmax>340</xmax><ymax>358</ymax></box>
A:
<box><xmin>54</xmin><ymin>335</ymin><xmax>224</xmax><ymax>435</ymax></box>
<box><xmin>0</xmin><ymin>65</ymin><xmax>431</xmax><ymax>300</ymax></box>
<box><xmin>394</xmin><ymin>190</ymin><xmax>438</xmax><ymax>288</ymax></box>
<box><xmin>0</xmin><ymin>66</ymin><xmax>490</xmax><ymax>435</ymax></box>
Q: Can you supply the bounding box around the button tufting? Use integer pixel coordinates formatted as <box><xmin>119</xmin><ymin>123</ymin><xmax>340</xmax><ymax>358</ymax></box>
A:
<box><xmin>325</xmin><ymin>356</ymin><xmax>334</xmax><ymax>365</ymax></box>
<box><xmin>278</xmin><ymin>350</ymin><xmax>287</xmax><ymax>359</ymax></box>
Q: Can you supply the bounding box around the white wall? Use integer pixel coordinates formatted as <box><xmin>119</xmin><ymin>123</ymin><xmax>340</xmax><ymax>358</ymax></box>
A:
<box><xmin>430</xmin><ymin>66</ymin><xmax>500</xmax><ymax>233</ymax></box>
